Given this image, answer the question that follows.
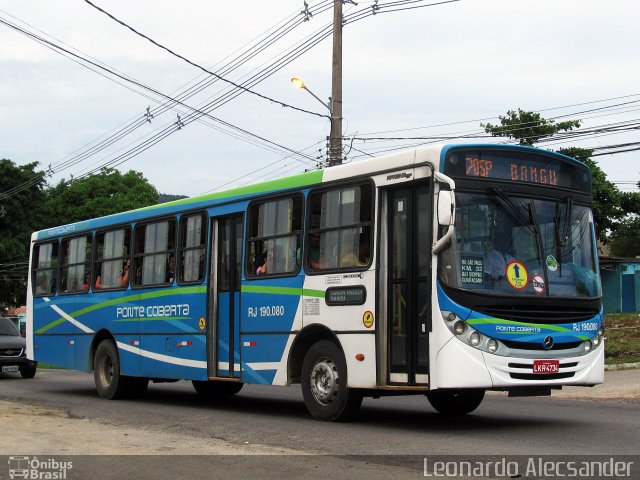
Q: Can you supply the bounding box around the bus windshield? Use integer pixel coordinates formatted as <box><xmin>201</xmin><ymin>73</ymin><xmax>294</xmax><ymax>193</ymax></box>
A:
<box><xmin>439</xmin><ymin>190</ymin><xmax>601</xmax><ymax>298</ymax></box>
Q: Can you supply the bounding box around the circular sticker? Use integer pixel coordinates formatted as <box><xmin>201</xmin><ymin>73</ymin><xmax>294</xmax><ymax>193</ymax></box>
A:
<box><xmin>532</xmin><ymin>274</ymin><xmax>545</xmax><ymax>294</ymax></box>
<box><xmin>546</xmin><ymin>255</ymin><xmax>558</xmax><ymax>272</ymax></box>
<box><xmin>198</xmin><ymin>317</ymin><xmax>206</xmax><ymax>331</ymax></box>
<box><xmin>506</xmin><ymin>261</ymin><xmax>528</xmax><ymax>290</ymax></box>
<box><xmin>363</xmin><ymin>311</ymin><xmax>374</xmax><ymax>329</ymax></box>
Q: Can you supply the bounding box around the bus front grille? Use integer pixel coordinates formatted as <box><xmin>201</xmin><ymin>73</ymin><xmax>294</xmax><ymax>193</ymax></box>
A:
<box><xmin>501</xmin><ymin>340</ymin><xmax>582</xmax><ymax>351</ymax></box>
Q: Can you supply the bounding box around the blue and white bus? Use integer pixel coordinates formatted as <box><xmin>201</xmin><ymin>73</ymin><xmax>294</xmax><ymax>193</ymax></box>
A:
<box><xmin>27</xmin><ymin>144</ymin><xmax>604</xmax><ymax>421</ymax></box>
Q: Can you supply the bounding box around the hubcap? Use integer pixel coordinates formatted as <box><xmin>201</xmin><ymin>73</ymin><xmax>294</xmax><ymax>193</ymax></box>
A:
<box><xmin>309</xmin><ymin>357</ymin><xmax>339</xmax><ymax>406</ymax></box>
<box><xmin>98</xmin><ymin>355</ymin><xmax>114</xmax><ymax>388</ymax></box>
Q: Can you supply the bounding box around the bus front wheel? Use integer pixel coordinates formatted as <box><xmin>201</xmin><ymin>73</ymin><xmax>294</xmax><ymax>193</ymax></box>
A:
<box><xmin>93</xmin><ymin>340</ymin><xmax>135</xmax><ymax>399</ymax></box>
<box><xmin>301</xmin><ymin>340</ymin><xmax>362</xmax><ymax>422</ymax></box>
<box><xmin>426</xmin><ymin>388</ymin><xmax>485</xmax><ymax>415</ymax></box>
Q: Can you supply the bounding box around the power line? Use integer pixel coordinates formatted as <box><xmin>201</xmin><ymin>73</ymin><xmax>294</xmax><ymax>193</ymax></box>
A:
<box><xmin>82</xmin><ymin>0</ymin><xmax>329</xmax><ymax>120</ymax></box>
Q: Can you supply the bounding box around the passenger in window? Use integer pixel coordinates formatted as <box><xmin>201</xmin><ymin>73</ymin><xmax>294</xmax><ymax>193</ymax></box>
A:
<box><xmin>35</xmin><ymin>276</ymin><xmax>49</xmax><ymax>295</ymax></box>
<box><xmin>340</xmin><ymin>235</ymin><xmax>371</xmax><ymax>268</ymax></box>
<box><xmin>358</xmin><ymin>235</ymin><xmax>371</xmax><ymax>265</ymax></box>
<box><xmin>308</xmin><ymin>233</ymin><xmax>321</xmax><ymax>270</ymax></box>
<box><xmin>256</xmin><ymin>251</ymin><xmax>268</xmax><ymax>275</ymax></box>
<box><xmin>82</xmin><ymin>273</ymin><xmax>91</xmax><ymax>291</ymax></box>
<box><xmin>166</xmin><ymin>255</ymin><xmax>176</xmax><ymax>284</ymax></box>
<box><xmin>95</xmin><ymin>265</ymin><xmax>103</xmax><ymax>289</ymax></box>
<box><xmin>119</xmin><ymin>259</ymin><xmax>130</xmax><ymax>288</ymax></box>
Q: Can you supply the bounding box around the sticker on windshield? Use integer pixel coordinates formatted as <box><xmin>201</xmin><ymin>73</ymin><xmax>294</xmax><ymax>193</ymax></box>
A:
<box><xmin>546</xmin><ymin>255</ymin><xmax>558</xmax><ymax>272</ymax></box>
<box><xmin>506</xmin><ymin>261</ymin><xmax>528</xmax><ymax>290</ymax></box>
<box><xmin>532</xmin><ymin>274</ymin><xmax>545</xmax><ymax>294</ymax></box>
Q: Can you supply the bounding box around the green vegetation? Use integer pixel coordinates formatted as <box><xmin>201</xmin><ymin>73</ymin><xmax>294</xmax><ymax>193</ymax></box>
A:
<box><xmin>604</xmin><ymin>313</ymin><xmax>640</xmax><ymax>365</ymax></box>
<box><xmin>0</xmin><ymin>161</ymin><xmax>160</xmax><ymax>305</ymax></box>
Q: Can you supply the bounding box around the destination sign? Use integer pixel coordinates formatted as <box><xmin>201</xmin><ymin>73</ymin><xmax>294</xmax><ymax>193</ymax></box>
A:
<box><xmin>444</xmin><ymin>149</ymin><xmax>591</xmax><ymax>191</ymax></box>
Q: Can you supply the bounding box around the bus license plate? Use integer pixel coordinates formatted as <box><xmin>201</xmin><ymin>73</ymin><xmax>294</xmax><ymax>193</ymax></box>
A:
<box><xmin>533</xmin><ymin>360</ymin><xmax>559</xmax><ymax>374</ymax></box>
<box><xmin>2</xmin><ymin>366</ymin><xmax>19</xmax><ymax>373</ymax></box>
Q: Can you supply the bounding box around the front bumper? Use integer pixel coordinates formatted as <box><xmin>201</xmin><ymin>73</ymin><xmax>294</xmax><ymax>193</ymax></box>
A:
<box><xmin>0</xmin><ymin>355</ymin><xmax>37</xmax><ymax>371</ymax></box>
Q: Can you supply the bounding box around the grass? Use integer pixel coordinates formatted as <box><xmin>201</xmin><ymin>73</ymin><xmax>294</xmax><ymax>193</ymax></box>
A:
<box><xmin>604</xmin><ymin>313</ymin><xmax>640</xmax><ymax>365</ymax></box>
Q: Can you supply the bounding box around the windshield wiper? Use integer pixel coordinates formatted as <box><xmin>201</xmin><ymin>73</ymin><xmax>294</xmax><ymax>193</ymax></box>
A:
<box><xmin>553</xmin><ymin>196</ymin><xmax>574</xmax><ymax>276</ymax></box>
<box><xmin>561</xmin><ymin>196</ymin><xmax>574</xmax><ymax>247</ymax></box>
<box><xmin>488</xmin><ymin>187</ymin><xmax>534</xmax><ymax>233</ymax></box>
<box><xmin>529</xmin><ymin>200</ymin><xmax>549</xmax><ymax>294</ymax></box>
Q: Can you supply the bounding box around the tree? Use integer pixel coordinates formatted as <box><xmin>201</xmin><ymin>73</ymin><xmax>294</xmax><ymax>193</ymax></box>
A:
<box><xmin>0</xmin><ymin>160</ymin><xmax>48</xmax><ymax>305</ymax></box>
<box><xmin>482</xmin><ymin>108</ymin><xmax>581</xmax><ymax>146</ymax></box>
<box><xmin>608</xmin><ymin>218</ymin><xmax>640</xmax><ymax>257</ymax></box>
<box><xmin>45</xmin><ymin>168</ymin><xmax>160</xmax><ymax>227</ymax></box>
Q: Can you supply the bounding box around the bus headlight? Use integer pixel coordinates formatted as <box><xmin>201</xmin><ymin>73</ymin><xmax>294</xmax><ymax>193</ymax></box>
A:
<box><xmin>583</xmin><ymin>340</ymin><xmax>593</xmax><ymax>353</ymax></box>
<box><xmin>453</xmin><ymin>321</ymin><xmax>467</xmax><ymax>335</ymax></box>
<box><xmin>487</xmin><ymin>339</ymin><xmax>498</xmax><ymax>353</ymax></box>
<box><xmin>470</xmin><ymin>331</ymin><xmax>482</xmax><ymax>346</ymax></box>
<box><xmin>592</xmin><ymin>335</ymin><xmax>601</xmax><ymax>347</ymax></box>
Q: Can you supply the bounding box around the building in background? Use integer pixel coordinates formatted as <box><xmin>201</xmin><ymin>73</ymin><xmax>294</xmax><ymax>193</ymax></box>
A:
<box><xmin>600</xmin><ymin>257</ymin><xmax>640</xmax><ymax>314</ymax></box>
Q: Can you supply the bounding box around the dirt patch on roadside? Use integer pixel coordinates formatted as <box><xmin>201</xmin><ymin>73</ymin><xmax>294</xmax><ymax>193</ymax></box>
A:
<box><xmin>0</xmin><ymin>400</ymin><xmax>307</xmax><ymax>455</ymax></box>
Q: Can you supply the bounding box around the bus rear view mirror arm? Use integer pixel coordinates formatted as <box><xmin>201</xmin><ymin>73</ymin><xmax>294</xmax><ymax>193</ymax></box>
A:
<box><xmin>433</xmin><ymin>172</ymin><xmax>456</xmax><ymax>255</ymax></box>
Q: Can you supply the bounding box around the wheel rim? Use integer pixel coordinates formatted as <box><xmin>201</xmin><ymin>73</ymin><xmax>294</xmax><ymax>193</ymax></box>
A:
<box><xmin>309</xmin><ymin>357</ymin><xmax>339</xmax><ymax>406</ymax></box>
<box><xmin>98</xmin><ymin>354</ymin><xmax>114</xmax><ymax>388</ymax></box>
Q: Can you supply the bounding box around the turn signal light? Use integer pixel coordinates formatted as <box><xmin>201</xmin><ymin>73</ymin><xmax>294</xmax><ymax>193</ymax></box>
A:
<box><xmin>355</xmin><ymin>354</ymin><xmax>365</xmax><ymax>361</ymax></box>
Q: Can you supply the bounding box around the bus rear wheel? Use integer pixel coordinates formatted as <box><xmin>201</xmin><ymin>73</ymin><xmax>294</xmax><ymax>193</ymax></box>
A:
<box><xmin>192</xmin><ymin>380</ymin><xmax>243</xmax><ymax>397</ymax></box>
<box><xmin>301</xmin><ymin>340</ymin><xmax>362</xmax><ymax>422</ymax></box>
<box><xmin>93</xmin><ymin>340</ymin><xmax>137</xmax><ymax>400</ymax></box>
<box><xmin>426</xmin><ymin>389</ymin><xmax>485</xmax><ymax>415</ymax></box>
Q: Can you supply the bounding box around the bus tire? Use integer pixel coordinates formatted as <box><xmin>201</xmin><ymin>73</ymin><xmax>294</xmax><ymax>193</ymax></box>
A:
<box><xmin>20</xmin><ymin>364</ymin><xmax>37</xmax><ymax>379</ymax></box>
<box><xmin>192</xmin><ymin>380</ymin><xmax>243</xmax><ymax>397</ymax></box>
<box><xmin>301</xmin><ymin>340</ymin><xmax>362</xmax><ymax>422</ymax></box>
<box><xmin>93</xmin><ymin>340</ymin><xmax>132</xmax><ymax>400</ymax></box>
<box><xmin>426</xmin><ymin>389</ymin><xmax>485</xmax><ymax>415</ymax></box>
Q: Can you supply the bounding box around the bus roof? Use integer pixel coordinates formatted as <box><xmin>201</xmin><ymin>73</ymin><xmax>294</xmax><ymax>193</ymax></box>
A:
<box><xmin>33</xmin><ymin>144</ymin><xmax>587</xmax><ymax>241</ymax></box>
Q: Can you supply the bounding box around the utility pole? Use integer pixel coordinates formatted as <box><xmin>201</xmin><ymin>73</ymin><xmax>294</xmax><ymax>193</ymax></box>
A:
<box><xmin>328</xmin><ymin>0</ymin><xmax>343</xmax><ymax>166</ymax></box>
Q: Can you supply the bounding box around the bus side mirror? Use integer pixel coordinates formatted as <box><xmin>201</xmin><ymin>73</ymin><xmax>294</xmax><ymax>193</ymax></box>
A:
<box><xmin>437</xmin><ymin>190</ymin><xmax>454</xmax><ymax>226</ymax></box>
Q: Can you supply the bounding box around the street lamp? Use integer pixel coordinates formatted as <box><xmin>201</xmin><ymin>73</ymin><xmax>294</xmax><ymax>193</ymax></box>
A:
<box><xmin>291</xmin><ymin>77</ymin><xmax>342</xmax><ymax>166</ymax></box>
<box><xmin>291</xmin><ymin>77</ymin><xmax>332</xmax><ymax>112</ymax></box>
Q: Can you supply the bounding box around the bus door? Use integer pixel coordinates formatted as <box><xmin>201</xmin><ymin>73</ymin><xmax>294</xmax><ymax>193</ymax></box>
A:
<box><xmin>383</xmin><ymin>184</ymin><xmax>432</xmax><ymax>385</ymax></box>
<box><xmin>208</xmin><ymin>214</ymin><xmax>243</xmax><ymax>379</ymax></box>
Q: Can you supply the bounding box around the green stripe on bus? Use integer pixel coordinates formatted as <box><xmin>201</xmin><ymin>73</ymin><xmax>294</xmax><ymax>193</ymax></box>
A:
<box><xmin>241</xmin><ymin>285</ymin><xmax>325</xmax><ymax>298</ymax></box>
<box><xmin>35</xmin><ymin>286</ymin><xmax>207</xmax><ymax>334</ymax></box>
<box><xmin>467</xmin><ymin>317</ymin><xmax>572</xmax><ymax>333</ymax></box>
<box><xmin>137</xmin><ymin>170</ymin><xmax>324</xmax><ymax>212</ymax></box>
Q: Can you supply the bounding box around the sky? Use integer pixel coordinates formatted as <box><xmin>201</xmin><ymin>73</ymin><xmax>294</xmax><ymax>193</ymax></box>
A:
<box><xmin>0</xmin><ymin>0</ymin><xmax>639</xmax><ymax>197</ymax></box>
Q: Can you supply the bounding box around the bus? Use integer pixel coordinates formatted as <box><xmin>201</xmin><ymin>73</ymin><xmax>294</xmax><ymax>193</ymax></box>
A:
<box><xmin>26</xmin><ymin>144</ymin><xmax>604</xmax><ymax>421</ymax></box>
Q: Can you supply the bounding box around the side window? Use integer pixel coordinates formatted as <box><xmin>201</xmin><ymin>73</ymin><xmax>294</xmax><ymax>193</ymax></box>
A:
<box><xmin>178</xmin><ymin>214</ymin><xmax>206</xmax><ymax>284</ymax></box>
<box><xmin>247</xmin><ymin>196</ymin><xmax>302</xmax><ymax>277</ymax></box>
<box><xmin>32</xmin><ymin>242</ymin><xmax>58</xmax><ymax>296</ymax></box>
<box><xmin>95</xmin><ymin>228</ymin><xmax>131</xmax><ymax>290</ymax></box>
<box><xmin>133</xmin><ymin>219</ymin><xmax>176</xmax><ymax>287</ymax></box>
<box><xmin>60</xmin><ymin>235</ymin><xmax>92</xmax><ymax>293</ymax></box>
<box><xmin>307</xmin><ymin>183</ymin><xmax>372</xmax><ymax>271</ymax></box>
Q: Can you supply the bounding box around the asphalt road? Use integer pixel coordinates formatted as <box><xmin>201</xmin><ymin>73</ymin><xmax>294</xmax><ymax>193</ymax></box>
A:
<box><xmin>1</xmin><ymin>369</ymin><xmax>639</xmax><ymax>479</ymax></box>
